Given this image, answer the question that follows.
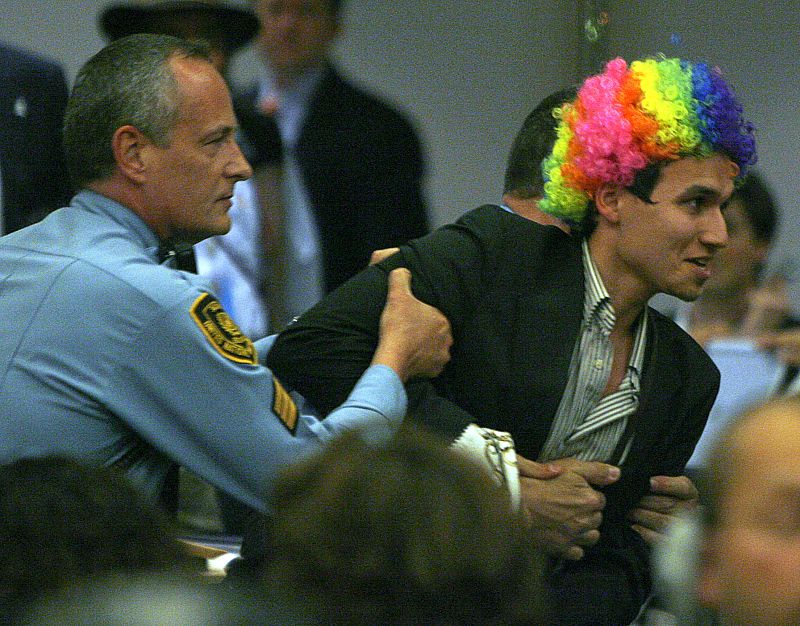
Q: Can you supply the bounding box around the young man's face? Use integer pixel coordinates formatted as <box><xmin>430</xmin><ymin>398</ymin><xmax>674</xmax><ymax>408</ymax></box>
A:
<box><xmin>698</xmin><ymin>406</ymin><xmax>800</xmax><ymax>626</ymax></box>
<box><xmin>256</xmin><ymin>0</ymin><xmax>339</xmax><ymax>81</ymax></box>
<box><xmin>142</xmin><ymin>56</ymin><xmax>252</xmax><ymax>242</ymax></box>
<box><xmin>607</xmin><ymin>153</ymin><xmax>738</xmax><ymax>303</ymax></box>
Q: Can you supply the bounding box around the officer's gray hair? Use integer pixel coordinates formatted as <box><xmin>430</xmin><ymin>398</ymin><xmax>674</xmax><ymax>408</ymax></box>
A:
<box><xmin>63</xmin><ymin>33</ymin><xmax>211</xmax><ymax>189</ymax></box>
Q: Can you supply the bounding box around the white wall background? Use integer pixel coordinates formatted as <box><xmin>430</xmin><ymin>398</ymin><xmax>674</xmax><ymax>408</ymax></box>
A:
<box><xmin>1</xmin><ymin>0</ymin><xmax>798</xmax><ymax>277</ymax></box>
<box><xmin>0</xmin><ymin>0</ymin><xmax>584</xmax><ymax>228</ymax></box>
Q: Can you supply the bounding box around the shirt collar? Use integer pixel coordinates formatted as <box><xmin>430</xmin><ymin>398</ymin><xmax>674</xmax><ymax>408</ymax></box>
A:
<box><xmin>629</xmin><ymin>309</ymin><xmax>648</xmax><ymax>379</ymax></box>
<box><xmin>257</xmin><ymin>65</ymin><xmax>325</xmax><ymax>145</ymax></box>
<box><xmin>582</xmin><ymin>239</ymin><xmax>615</xmax><ymax>334</ymax></box>
<box><xmin>581</xmin><ymin>239</ymin><xmax>649</xmax><ymax>375</ymax></box>
<box><xmin>71</xmin><ymin>189</ymin><xmax>161</xmax><ymax>262</ymax></box>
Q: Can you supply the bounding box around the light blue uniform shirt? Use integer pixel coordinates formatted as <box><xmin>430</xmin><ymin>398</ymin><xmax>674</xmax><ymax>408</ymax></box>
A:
<box><xmin>0</xmin><ymin>190</ymin><xmax>406</xmax><ymax>512</ymax></box>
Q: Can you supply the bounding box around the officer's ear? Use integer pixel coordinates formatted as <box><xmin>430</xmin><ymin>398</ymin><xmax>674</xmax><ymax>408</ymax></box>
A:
<box><xmin>112</xmin><ymin>125</ymin><xmax>151</xmax><ymax>184</ymax></box>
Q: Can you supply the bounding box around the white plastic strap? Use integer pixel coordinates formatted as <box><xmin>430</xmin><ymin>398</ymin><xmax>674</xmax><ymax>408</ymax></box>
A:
<box><xmin>451</xmin><ymin>423</ymin><xmax>521</xmax><ymax>510</ymax></box>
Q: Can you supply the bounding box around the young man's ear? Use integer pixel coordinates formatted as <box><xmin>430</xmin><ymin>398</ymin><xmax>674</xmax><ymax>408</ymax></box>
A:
<box><xmin>111</xmin><ymin>125</ymin><xmax>150</xmax><ymax>183</ymax></box>
<box><xmin>594</xmin><ymin>183</ymin><xmax>623</xmax><ymax>225</ymax></box>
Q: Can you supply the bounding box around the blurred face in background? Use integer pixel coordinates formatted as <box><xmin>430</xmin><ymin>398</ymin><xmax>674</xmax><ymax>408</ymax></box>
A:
<box><xmin>256</xmin><ymin>0</ymin><xmax>339</xmax><ymax>84</ymax></box>
<box><xmin>702</xmin><ymin>194</ymin><xmax>770</xmax><ymax>297</ymax></box>
<box><xmin>698</xmin><ymin>405</ymin><xmax>800</xmax><ymax>626</ymax></box>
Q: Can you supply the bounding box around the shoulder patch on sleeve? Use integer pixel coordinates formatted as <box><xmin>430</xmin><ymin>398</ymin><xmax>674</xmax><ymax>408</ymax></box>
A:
<box><xmin>190</xmin><ymin>293</ymin><xmax>258</xmax><ymax>365</ymax></box>
<box><xmin>272</xmin><ymin>378</ymin><xmax>298</xmax><ymax>434</ymax></box>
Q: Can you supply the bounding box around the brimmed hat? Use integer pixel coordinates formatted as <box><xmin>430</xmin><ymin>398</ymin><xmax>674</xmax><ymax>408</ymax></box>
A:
<box><xmin>99</xmin><ymin>1</ymin><xmax>259</xmax><ymax>53</ymax></box>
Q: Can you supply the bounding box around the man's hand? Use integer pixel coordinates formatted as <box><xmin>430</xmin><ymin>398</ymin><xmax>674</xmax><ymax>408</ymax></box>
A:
<box><xmin>627</xmin><ymin>474</ymin><xmax>699</xmax><ymax>545</ymax></box>
<box><xmin>371</xmin><ymin>268</ymin><xmax>452</xmax><ymax>382</ymax></box>
<box><xmin>517</xmin><ymin>455</ymin><xmax>620</xmax><ymax>561</ymax></box>
<box><xmin>369</xmin><ymin>247</ymin><xmax>400</xmax><ymax>265</ymax></box>
<box><xmin>758</xmin><ymin>328</ymin><xmax>800</xmax><ymax>367</ymax></box>
<box><xmin>741</xmin><ymin>276</ymin><xmax>792</xmax><ymax>337</ymax></box>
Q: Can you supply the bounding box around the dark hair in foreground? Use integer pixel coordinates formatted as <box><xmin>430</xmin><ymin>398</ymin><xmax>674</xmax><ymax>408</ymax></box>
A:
<box><xmin>63</xmin><ymin>33</ymin><xmax>211</xmax><ymax>190</ymax></box>
<box><xmin>0</xmin><ymin>456</ymin><xmax>194</xmax><ymax>618</ymax></box>
<box><xmin>266</xmin><ymin>426</ymin><xmax>548</xmax><ymax>625</ymax></box>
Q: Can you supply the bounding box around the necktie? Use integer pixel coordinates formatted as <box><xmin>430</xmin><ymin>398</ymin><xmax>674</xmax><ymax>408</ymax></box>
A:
<box><xmin>254</xmin><ymin>92</ymin><xmax>292</xmax><ymax>332</ymax></box>
<box><xmin>153</xmin><ymin>242</ymin><xmax>195</xmax><ymax>513</ymax></box>
<box><xmin>252</xmin><ymin>163</ymin><xmax>290</xmax><ymax>332</ymax></box>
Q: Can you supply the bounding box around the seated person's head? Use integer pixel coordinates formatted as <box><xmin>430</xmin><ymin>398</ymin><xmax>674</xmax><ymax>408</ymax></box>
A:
<box><xmin>537</xmin><ymin>57</ymin><xmax>756</xmax><ymax>237</ymax></box>
<box><xmin>696</xmin><ymin>396</ymin><xmax>800</xmax><ymax>626</ymax></box>
<box><xmin>265</xmin><ymin>426</ymin><xmax>547</xmax><ymax>625</ymax></box>
<box><xmin>503</xmin><ymin>86</ymin><xmax>579</xmax><ymax>201</ymax></box>
<box><xmin>0</xmin><ymin>456</ymin><xmax>195</xmax><ymax>618</ymax></box>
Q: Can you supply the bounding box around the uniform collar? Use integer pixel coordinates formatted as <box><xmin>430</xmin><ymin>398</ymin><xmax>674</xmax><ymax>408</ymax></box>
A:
<box><xmin>71</xmin><ymin>189</ymin><xmax>161</xmax><ymax>262</ymax></box>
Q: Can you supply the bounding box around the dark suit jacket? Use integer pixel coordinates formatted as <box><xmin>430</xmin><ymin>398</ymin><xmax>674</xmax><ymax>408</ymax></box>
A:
<box><xmin>236</xmin><ymin>64</ymin><xmax>429</xmax><ymax>293</ymax></box>
<box><xmin>0</xmin><ymin>43</ymin><xmax>71</xmax><ymax>234</ymax></box>
<box><xmin>267</xmin><ymin>205</ymin><xmax>719</xmax><ymax>625</ymax></box>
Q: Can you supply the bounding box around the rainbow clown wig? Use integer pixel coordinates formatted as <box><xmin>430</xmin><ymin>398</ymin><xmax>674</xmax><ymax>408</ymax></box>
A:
<box><xmin>539</xmin><ymin>57</ymin><xmax>757</xmax><ymax>225</ymax></box>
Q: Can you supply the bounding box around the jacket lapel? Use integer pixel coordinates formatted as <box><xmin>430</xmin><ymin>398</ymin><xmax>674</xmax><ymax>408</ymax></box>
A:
<box><xmin>506</xmin><ymin>234</ymin><xmax>584</xmax><ymax>457</ymax></box>
<box><xmin>610</xmin><ymin>309</ymin><xmax>683</xmax><ymax>467</ymax></box>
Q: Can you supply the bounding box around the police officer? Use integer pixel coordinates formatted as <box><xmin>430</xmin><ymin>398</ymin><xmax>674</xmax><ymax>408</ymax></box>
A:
<box><xmin>0</xmin><ymin>33</ymin><xmax>452</xmax><ymax>513</ymax></box>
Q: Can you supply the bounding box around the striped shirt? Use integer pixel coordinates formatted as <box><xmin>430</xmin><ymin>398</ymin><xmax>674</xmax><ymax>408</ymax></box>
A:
<box><xmin>539</xmin><ymin>240</ymin><xmax>648</xmax><ymax>464</ymax></box>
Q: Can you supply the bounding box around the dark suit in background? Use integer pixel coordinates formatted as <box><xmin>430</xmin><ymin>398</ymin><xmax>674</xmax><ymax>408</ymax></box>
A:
<box><xmin>267</xmin><ymin>205</ymin><xmax>719</xmax><ymax>625</ymax></box>
<box><xmin>0</xmin><ymin>43</ymin><xmax>71</xmax><ymax>234</ymax></box>
<box><xmin>237</xmin><ymin>63</ymin><xmax>429</xmax><ymax>295</ymax></box>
